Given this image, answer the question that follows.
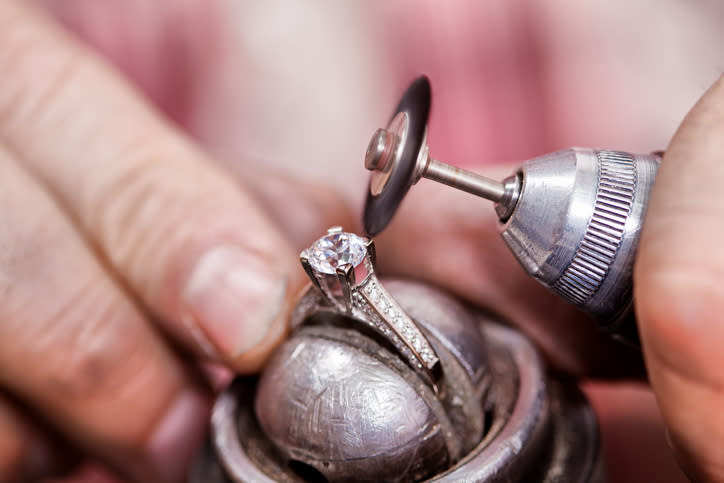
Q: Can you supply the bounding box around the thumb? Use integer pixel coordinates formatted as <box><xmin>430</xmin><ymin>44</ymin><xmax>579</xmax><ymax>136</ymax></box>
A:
<box><xmin>635</xmin><ymin>75</ymin><xmax>724</xmax><ymax>482</ymax></box>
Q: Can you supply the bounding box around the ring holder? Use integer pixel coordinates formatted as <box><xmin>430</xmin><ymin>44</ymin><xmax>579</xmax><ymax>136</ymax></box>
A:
<box><xmin>191</xmin><ymin>279</ymin><xmax>603</xmax><ymax>482</ymax></box>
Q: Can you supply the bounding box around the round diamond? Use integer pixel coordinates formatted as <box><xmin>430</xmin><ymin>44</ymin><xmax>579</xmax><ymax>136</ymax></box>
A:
<box><xmin>307</xmin><ymin>231</ymin><xmax>368</xmax><ymax>275</ymax></box>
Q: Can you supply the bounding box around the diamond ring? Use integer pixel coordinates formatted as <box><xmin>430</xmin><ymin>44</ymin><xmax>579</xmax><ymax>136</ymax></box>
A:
<box><xmin>298</xmin><ymin>227</ymin><xmax>440</xmax><ymax>383</ymax></box>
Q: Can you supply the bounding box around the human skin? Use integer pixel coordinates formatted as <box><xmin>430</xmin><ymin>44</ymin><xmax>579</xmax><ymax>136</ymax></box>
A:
<box><xmin>0</xmin><ymin>1</ymin><xmax>722</xmax><ymax>482</ymax></box>
<box><xmin>0</xmin><ymin>2</ymin><xmax>353</xmax><ymax>481</ymax></box>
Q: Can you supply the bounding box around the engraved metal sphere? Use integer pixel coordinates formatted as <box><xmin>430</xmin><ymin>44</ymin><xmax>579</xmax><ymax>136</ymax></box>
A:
<box><xmin>254</xmin><ymin>280</ymin><xmax>490</xmax><ymax>482</ymax></box>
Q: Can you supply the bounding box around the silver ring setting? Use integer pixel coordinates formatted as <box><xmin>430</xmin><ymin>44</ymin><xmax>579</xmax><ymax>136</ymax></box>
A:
<box><xmin>299</xmin><ymin>227</ymin><xmax>440</xmax><ymax>380</ymax></box>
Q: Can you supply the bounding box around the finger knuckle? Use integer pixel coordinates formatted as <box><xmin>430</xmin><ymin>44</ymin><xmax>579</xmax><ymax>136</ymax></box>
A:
<box><xmin>0</xmin><ymin>273</ymin><xmax>148</xmax><ymax>411</ymax></box>
<box><xmin>40</xmin><ymin>283</ymin><xmax>145</xmax><ymax>403</ymax></box>
<box><xmin>0</xmin><ymin>5</ymin><xmax>83</xmax><ymax>134</ymax></box>
<box><xmin>24</xmin><ymin>282</ymin><xmax>173</xmax><ymax>444</ymax></box>
<box><xmin>84</xmin><ymin>139</ymin><xmax>175</xmax><ymax>267</ymax></box>
<box><xmin>84</xmin><ymin>141</ymin><xmax>266</xmax><ymax>299</ymax></box>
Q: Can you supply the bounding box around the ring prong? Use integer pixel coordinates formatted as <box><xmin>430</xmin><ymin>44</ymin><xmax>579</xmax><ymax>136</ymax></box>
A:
<box><xmin>365</xmin><ymin>239</ymin><xmax>377</xmax><ymax>267</ymax></box>
<box><xmin>336</xmin><ymin>264</ymin><xmax>355</xmax><ymax>312</ymax></box>
<box><xmin>328</xmin><ymin>226</ymin><xmax>343</xmax><ymax>234</ymax></box>
<box><xmin>300</xmin><ymin>252</ymin><xmax>323</xmax><ymax>292</ymax></box>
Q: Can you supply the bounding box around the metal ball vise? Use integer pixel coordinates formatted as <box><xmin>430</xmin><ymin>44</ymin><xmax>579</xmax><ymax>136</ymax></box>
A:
<box><xmin>364</xmin><ymin>76</ymin><xmax>661</xmax><ymax>346</ymax></box>
<box><xmin>191</xmin><ymin>279</ymin><xmax>603</xmax><ymax>482</ymax></box>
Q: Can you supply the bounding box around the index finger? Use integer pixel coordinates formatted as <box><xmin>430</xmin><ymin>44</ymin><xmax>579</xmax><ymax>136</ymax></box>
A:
<box><xmin>0</xmin><ymin>1</ymin><xmax>352</xmax><ymax>372</ymax></box>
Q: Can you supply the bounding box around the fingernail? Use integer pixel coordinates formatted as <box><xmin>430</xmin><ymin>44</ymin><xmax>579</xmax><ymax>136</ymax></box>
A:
<box><xmin>183</xmin><ymin>245</ymin><xmax>288</xmax><ymax>359</ymax></box>
<box><xmin>147</xmin><ymin>390</ymin><xmax>210</xmax><ymax>482</ymax></box>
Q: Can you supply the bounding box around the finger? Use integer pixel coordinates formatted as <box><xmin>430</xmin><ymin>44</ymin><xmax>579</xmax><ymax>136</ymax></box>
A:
<box><xmin>0</xmin><ymin>1</ymin><xmax>351</xmax><ymax>372</ymax></box>
<box><xmin>0</xmin><ymin>151</ymin><xmax>209</xmax><ymax>481</ymax></box>
<box><xmin>46</xmin><ymin>463</ymin><xmax>124</xmax><ymax>483</ymax></box>
<box><xmin>236</xmin><ymin>166</ymin><xmax>358</xmax><ymax>250</ymax></box>
<box><xmin>635</xmin><ymin>75</ymin><xmax>724</xmax><ymax>481</ymax></box>
<box><xmin>582</xmin><ymin>382</ymin><xmax>688</xmax><ymax>483</ymax></box>
<box><xmin>0</xmin><ymin>392</ymin><xmax>76</xmax><ymax>482</ymax></box>
<box><xmin>375</xmin><ymin>164</ymin><xmax>644</xmax><ymax>378</ymax></box>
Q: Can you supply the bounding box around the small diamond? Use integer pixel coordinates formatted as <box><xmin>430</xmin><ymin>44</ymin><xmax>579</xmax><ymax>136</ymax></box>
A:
<box><xmin>412</xmin><ymin>337</ymin><xmax>422</xmax><ymax>351</ymax></box>
<box><xmin>307</xmin><ymin>231</ymin><xmax>367</xmax><ymax>274</ymax></box>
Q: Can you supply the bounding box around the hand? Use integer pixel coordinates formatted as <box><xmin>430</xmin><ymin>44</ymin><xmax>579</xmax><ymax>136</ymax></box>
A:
<box><xmin>0</xmin><ymin>2</ymin><xmax>351</xmax><ymax>481</ymax></box>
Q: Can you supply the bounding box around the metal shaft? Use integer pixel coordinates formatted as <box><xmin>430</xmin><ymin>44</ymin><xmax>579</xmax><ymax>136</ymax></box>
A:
<box><xmin>422</xmin><ymin>158</ymin><xmax>505</xmax><ymax>202</ymax></box>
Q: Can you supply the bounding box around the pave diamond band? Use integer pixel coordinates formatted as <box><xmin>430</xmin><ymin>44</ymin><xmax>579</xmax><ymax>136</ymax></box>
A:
<box><xmin>299</xmin><ymin>227</ymin><xmax>440</xmax><ymax>381</ymax></box>
<box><xmin>355</xmin><ymin>277</ymin><xmax>439</xmax><ymax>370</ymax></box>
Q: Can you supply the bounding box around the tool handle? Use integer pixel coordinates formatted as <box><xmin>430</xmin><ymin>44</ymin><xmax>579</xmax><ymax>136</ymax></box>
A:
<box><xmin>499</xmin><ymin>149</ymin><xmax>661</xmax><ymax>348</ymax></box>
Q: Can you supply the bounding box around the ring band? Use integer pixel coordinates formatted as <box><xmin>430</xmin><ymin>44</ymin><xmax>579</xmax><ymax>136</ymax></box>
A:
<box><xmin>298</xmin><ymin>227</ymin><xmax>440</xmax><ymax>382</ymax></box>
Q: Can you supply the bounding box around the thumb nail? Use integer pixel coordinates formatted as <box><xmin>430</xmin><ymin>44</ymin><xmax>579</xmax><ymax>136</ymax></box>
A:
<box><xmin>183</xmin><ymin>245</ymin><xmax>288</xmax><ymax>362</ymax></box>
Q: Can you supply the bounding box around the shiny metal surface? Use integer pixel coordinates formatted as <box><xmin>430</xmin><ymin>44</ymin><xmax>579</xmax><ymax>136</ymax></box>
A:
<box><xmin>368</xmin><ymin>113</ymin><xmax>408</xmax><ymax>196</ymax></box>
<box><xmin>421</xmin><ymin>157</ymin><xmax>506</xmax><ymax>201</ymax></box>
<box><xmin>256</xmin><ymin>327</ymin><xmax>450</xmax><ymax>481</ymax></box>
<box><xmin>500</xmin><ymin>148</ymin><xmax>660</xmax><ymax>334</ymax></box>
<box><xmin>364</xmin><ymin>76</ymin><xmax>430</xmax><ymax>237</ymax></box>
<box><xmin>495</xmin><ymin>174</ymin><xmax>521</xmax><ymax>221</ymax></box>
<box><xmin>275</xmin><ymin>280</ymin><xmax>489</xmax><ymax>481</ymax></box>
<box><xmin>300</xmin><ymin>229</ymin><xmax>442</xmax><ymax>384</ymax></box>
<box><xmin>192</xmin><ymin>280</ymin><xmax>602</xmax><ymax>482</ymax></box>
<box><xmin>363</xmin><ymin>76</ymin><xmax>662</xmax><ymax>346</ymax></box>
<box><xmin>433</xmin><ymin>324</ymin><xmax>602</xmax><ymax>482</ymax></box>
